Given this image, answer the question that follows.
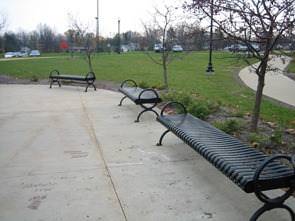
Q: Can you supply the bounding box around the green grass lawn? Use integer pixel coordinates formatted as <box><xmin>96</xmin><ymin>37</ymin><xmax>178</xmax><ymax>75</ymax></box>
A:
<box><xmin>287</xmin><ymin>57</ymin><xmax>295</xmax><ymax>73</ymax></box>
<box><xmin>0</xmin><ymin>51</ymin><xmax>294</xmax><ymax>127</ymax></box>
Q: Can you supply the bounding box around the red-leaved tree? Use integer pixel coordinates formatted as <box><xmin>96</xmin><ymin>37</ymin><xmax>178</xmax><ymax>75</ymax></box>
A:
<box><xmin>59</xmin><ymin>40</ymin><xmax>69</xmax><ymax>51</ymax></box>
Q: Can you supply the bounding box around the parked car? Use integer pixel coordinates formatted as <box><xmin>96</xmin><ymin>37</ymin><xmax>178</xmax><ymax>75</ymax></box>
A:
<box><xmin>227</xmin><ymin>44</ymin><xmax>248</xmax><ymax>52</ymax></box>
<box><xmin>121</xmin><ymin>45</ymin><xmax>129</xmax><ymax>53</ymax></box>
<box><xmin>29</xmin><ymin>50</ymin><xmax>41</xmax><ymax>57</ymax></box>
<box><xmin>224</xmin><ymin>46</ymin><xmax>231</xmax><ymax>51</ymax></box>
<box><xmin>14</xmin><ymin>52</ymin><xmax>23</xmax><ymax>57</ymax></box>
<box><xmin>154</xmin><ymin>44</ymin><xmax>163</xmax><ymax>53</ymax></box>
<box><xmin>250</xmin><ymin>43</ymin><xmax>260</xmax><ymax>51</ymax></box>
<box><xmin>19</xmin><ymin>51</ymin><xmax>28</xmax><ymax>57</ymax></box>
<box><xmin>4</xmin><ymin>52</ymin><xmax>16</xmax><ymax>58</ymax></box>
<box><xmin>172</xmin><ymin>45</ymin><xmax>183</xmax><ymax>52</ymax></box>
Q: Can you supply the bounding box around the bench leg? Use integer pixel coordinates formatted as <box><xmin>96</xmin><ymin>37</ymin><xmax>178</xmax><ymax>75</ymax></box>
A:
<box><xmin>250</xmin><ymin>155</ymin><xmax>295</xmax><ymax>221</ymax></box>
<box><xmin>49</xmin><ymin>79</ymin><xmax>53</xmax><ymax>88</ymax></box>
<box><xmin>135</xmin><ymin>106</ymin><xmax>159</xmax><ymax>123</ymax></box>
<box><xmin>250</xmin><ymin>203</ymin><xmax>294</xmax><ymax>221</ymax></box>
<box><xmin>85</xmin><ymin>82</ymin><xmax>96</xmax><ymax>92</ymax></box>
<box><xmin>118</xmin><ymin>96</ymin><xmax>127</xmax><ymax>106</ymax></box>
<box><xmin>49</xmin><ymin>78</ymin><xmax>61</xmax><ymax>88</ymax></box>
<box><xmin>156</xmin><ymin>129</ymin><xmax>170</xmax><ymax>146</ymax></box>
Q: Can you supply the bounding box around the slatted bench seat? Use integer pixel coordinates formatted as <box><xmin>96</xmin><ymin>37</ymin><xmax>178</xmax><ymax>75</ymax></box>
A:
<box><xmin>156</xmin><ymin>101</ymin><xmax>295</xmax><ymax>221</ymax></box>
<box><xmin>49</xmin><ymin>69</ymin><xmax>96</xmax><ymax>92</ymax></box>
<box><xmin>118</xmin><ymin>79</ymin><xmax>162</xmax><ymax>122</ymax></box>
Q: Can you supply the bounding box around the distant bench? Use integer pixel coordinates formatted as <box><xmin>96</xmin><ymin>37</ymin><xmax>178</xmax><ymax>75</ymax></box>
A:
<box><xmin>49</xmin><ymin>70</ymin><xmax>96</xmax><ymax>92</ymax></box>
<box><xmin>118</xmin><ymin>79</ymin><xmax>162</xmax><ymax>122</ymax></box>
<box><xmin>156</xmin><ymin>101</ymin><xmax>295</xmax><ymax>221</ymax></box>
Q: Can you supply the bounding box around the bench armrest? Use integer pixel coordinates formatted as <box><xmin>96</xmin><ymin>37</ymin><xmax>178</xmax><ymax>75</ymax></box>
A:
<box><xmin>160</xmin><ymin>101</ymin><xmax>187</xmax><ymax>116</ymax></box>
<box><xmin>49</xmin><ymin>69</ymin><xmax>60</xmax><ymax>77</ymax></box>
<box><xmin>86</xmin><ymin>72</ymin><xmax>96</xmax><ymax>79</ymax></box>
<box><xmin>253</xmin><ymin>154</ymin><xmax>295</xmax><ymax>204</ymax></box>
<box><xmin>138</xmin><ymin>88</ymin><xmax>160</xmax><ymax>101</ymax></box>
<box><xmin>120</xmin><ymin>79</ymin><xmax>138</xmax><ymax>88</ymax></box>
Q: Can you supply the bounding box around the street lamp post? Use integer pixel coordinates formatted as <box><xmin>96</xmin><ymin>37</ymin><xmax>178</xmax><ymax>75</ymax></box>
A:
<box><xmin>95</xmin><ymin>0</ymin><xmax>99</xmax><ymax>52</ymax></box>
<box><xmin>206</xmin><ymin>0</ymin><xmax>214</xmax><ymax>74</ymax></box>
<box><xmin>117</xmin><ymin>18</ymin><xmax>121</xmax><ymax>54</ymax></box>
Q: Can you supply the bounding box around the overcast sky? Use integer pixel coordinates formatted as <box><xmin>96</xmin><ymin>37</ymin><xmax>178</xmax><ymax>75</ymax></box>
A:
<box><xmin>1</xmin><ymin>0</ymin><xmax>184</xmax><ymax>37</ymax></box>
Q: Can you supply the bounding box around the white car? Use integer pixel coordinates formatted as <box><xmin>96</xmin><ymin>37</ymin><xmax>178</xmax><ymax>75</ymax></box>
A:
<box><xmin>19</xmin><ymin>51</ymin><xmax>28</xmax><ymax>57</ymax></box>
<box><xmin>14</xmin><ymin>52</ymin><xmax>23</xmax><ymax>57</ymax></box>
<box><xmin>29</xmin><ymin>50</ymin><xmax>41</xmax><ymax>57</ymax></box>
<box><xmin>4</xmin><ymin>52</ymin><xmax>16</xmax><ymax>58</ymax></box>
<box><xmin>154</xmin><ymin>44</ymin><xmax>163</xmax><ymax>52</ymax></box>
<box><xmin>172</xmin><ymin>45</ymin><xmax>183</xmax><ymax>52</ymax></box>
<box><xmin>228</xmin><ymin>44</ymin><xmax>248</xmax><ymax>52</ymax></box>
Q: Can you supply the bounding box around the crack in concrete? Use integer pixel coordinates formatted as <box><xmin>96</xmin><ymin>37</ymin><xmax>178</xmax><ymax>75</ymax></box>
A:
<box><xmin>79</xmin><ymin>94</ymin><xmax>128</xmax><ymax>221</ymax></box>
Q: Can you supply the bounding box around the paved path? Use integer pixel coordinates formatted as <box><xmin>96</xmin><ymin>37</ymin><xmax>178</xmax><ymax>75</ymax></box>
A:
<box><xmin>239</xmin><ymin>56</ymin><xmax>295</xmax><ymax>107</ymax></box>
<box><xmin>0</xmin><ymin>57</ymin><xmax>59</xmax><ymax>62</ymax></box>
<box><xmin>0</xmin><ymin>85</ymin><xmax>294</xmax><ymax>221</ymax></box>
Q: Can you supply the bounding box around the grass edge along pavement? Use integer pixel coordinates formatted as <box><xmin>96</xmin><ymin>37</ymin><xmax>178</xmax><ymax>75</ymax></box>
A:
<box><xmin>0</xmin><ymin>51</ymin><xmax>294</xmax><ymax>129</ymax></box>
<box><xmin>287</xmin><ymin>53</ymin><xmax>295</xmax><ymax>80</ymax></box>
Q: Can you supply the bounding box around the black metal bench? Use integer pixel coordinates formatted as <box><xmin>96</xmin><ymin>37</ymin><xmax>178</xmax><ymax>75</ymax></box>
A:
<box><xmin>156</xmin><ymin>101</ymin><xmax>295</xmax><ymax>221</ymax></box>
<box><xmin>118</xmin><ymin>79</ymin><xmax>162</xmax><ymax>122</ymax></box>
<box><xmin>49</xmin><ymin>70</ymin><xmax>96</xmax><ymax>92</ymax></box>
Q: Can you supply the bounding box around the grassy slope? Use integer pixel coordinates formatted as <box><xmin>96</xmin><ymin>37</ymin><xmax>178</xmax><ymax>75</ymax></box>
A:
<box><xmin>0</xmin><ymin>51</ymin><xmax>294</xmax><ymax>127</ymax></box>
<box><xmin>287</xmin><ymin>58</ymin><xmax>295</xmax><ymax>73</ymax></box>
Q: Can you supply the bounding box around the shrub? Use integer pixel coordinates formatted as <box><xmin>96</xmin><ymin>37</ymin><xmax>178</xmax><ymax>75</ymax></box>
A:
<box><xmin>161</xmin><ymin>90</ymin><xmax>220</xmax><ymax>119</ymax></box>
<box><xmin>206</xmin><ymin>100</ymin><xmax>220</xmax><ymax>113</ymax></box>
<box><xmin>270</xmin><ymin>129</ymin><xmax>283</xmax><ymax>145</ymax></box>
<box><xmin>187</xmin><ymin>103</ymin><xmax>210</xmax><ymax>120</ymax></box>
<box><xmin>162</xmin><ymin>91</ymin><xmax>193</xmax><ymax>106</ymax></box>
<box><xmin>151</xmin><ymin>83</ymin><xmax>166</xmax><ymax>90</ymax></box>
<box><xmin>231</xmin><ymin>110</ymin><xmax>244</xmax><ymax>118</ymax></box>
<box><xmin>214</xmin><ymin>119</ymin><xmax>243</xmax><ymax>135</ymax></box>
<box><xmin>30</xmin><ymin>75</ymin><xmax>39</xmax><ymax>82</ymax></box>
<box><xmin>138</xmin><ymin>81</ymin><xmax>150</xmax><ymax>89</ymax></box>
<box><xmin>249</xmin><ymin>133</ymin><xmax>270</xmax><ymax>148</ymax></box>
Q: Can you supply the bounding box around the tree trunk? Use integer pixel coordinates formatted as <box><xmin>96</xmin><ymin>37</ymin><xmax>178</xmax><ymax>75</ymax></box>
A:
<box><xmin>251</xmin><ymin>61</ymin><xmax>267</xmax><ymax>131</ymax></box>
<box><xmin>87</xmin><ymin>53</ymin><xmax>94</xmax><ymax>73</ymax></box>
<box><xmin>163</xmin><ymin>64</ymin><xmax>168</xmax><ymax>90</ymax></box>
<box><xmin>162</xmin><ymin>52</ymin><xmax>168</xmax><ymax>90</ymax></box>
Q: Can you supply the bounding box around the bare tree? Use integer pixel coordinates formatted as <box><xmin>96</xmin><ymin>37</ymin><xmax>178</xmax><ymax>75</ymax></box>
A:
<box><xmin>68</xmin><ymin>15</ymin><xmax>96</xmax><ymax>73</ymax></box>
<box><xmin>37</xmin><ymin>24</ymin><xmax>56</xmax><ymax>52</ymax></box>
<box><xmin>0</xmin><ymin>13</ymin><xmax>6</xmax><ymax>33</ymax></box>
<box><xmin>0</xmin><ymin>13</ymin><xmax>7</xmax><ymax>52</ymax></box>
<box><xmin>185</xmin><ymin>0</ymin><xmax>295</xmax><ymax>131</ymax></box>
<box><xmin>143</xmin><ymin>6</ymin><xmax>178</xmax><ymax>90</ymax></box>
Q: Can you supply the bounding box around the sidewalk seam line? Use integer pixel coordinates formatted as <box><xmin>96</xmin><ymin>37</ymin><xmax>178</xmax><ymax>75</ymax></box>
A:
<box><xmin>79</xmin><ymin>94</ymin><xmax>128</xmax><ymax>221</ymax></box>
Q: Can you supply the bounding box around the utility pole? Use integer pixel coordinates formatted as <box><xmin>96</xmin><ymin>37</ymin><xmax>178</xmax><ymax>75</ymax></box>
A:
<box><xmin>117</xmin><ymin>18</ymin><xmax>121</xmax><ymax>54</ymax></box>
<box><xmin>95</xmin><ymin>0</ymin><xmax>99</xmax><ymax>52</ymax></box>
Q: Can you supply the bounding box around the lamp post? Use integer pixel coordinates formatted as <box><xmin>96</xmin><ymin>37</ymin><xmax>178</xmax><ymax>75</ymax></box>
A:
<box><xmin>117</xmin><ymin>18</ymin><xmax>121</xmax><ymax>54</ymax></box>
<box><xmin>206</xmin><ymin>0</ymin><xmax>214</xmax><ymax>74</ymax></box>
<box><xmin>95</xmin><ymin>0</ymin><xmax>99</xmax><ymax>52</ymax></box>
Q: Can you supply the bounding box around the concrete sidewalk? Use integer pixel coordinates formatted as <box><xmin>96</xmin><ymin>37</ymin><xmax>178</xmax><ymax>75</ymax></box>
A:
<box><xmin>239</xmin><ymin>56</ymin><xmax>295</xmax><ymax>107</ymax></box>
<box><xmin>0</xmin><ymin>85</ymin><xmax>294</xmax><ymax>221</ymax></box>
